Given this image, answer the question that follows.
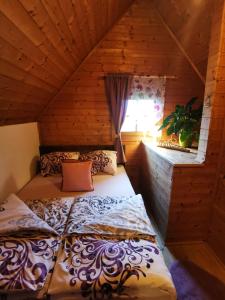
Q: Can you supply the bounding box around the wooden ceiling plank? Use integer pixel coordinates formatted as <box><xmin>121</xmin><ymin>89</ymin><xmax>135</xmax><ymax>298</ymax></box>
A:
<box><xmin>71</xmin><ymin>0</ymin><xmax>92</xmax><ymax>52</ymax></box>
<box><xmin>0</xmin><ymin>85</ymin><xmax>49</xmax><ymax>101</ymax></box>
<box><xmin>0</xmin><ymin>0</ymin><xmax>69</xmax><ymax>78</ymax></box>
<box><xmin>0</xmin><ymin>59</ymin><xmax>57</xmax><ymax>93</ymax></box>
<box><xmin>41</xmin><ymin>0</ymin><xmax>80</xmax><ymax>62</ymax></box>
<box><xmin>0</xmin><ymin>0</ymin><xmax>134</xmax><ymax>125</ymax></box>
<box><xmin>20</xmin><ymin>0</ymin><xmax>75</xmax><ymax>73</ymax></box>
<box><xmin>153</xmin><ymin>6</ymin><xmax>206</xmax><ymax>85</ymax></box>
<box><xmin>59</xmin><ymin>0</ymin><xmax>87</xmax><ymax>56</ymax></box>
<box><xmin>0</xmin><ymin>93</ymin><xmax>47</xmax><ymax>107</ymax></box>
<box><xmin>4</xmin><ymin>101</ymin><xmax>45</xmax><ymax>110</ymax></box>
<box><xmin>0</xmin><ymin>36</ymin><xmax>62</xmax><ymax>88</ymax></box>
<box><xmin>38</xmin><ymin>0</ymin><xmax>134</xmax><ymax>119</ymax></box>
<box><xmin>84</xmin><ymin>0</ymin><xmax>98</xmax><ymax>43</ymax></box>
<box><xmin>19</xmin><ymin>0</ymin><xmax>72</xmax><ymax>75</ymax></box>
<box><xmin>80</xmin><ymin>0</ymin><xmax>96</xmax><ymax>46</ymax></box>
<box><xmin>92</xmin><ymin>0</ymin><xmax>102</xmax><ymax>42</ymax></box>
<box><xmin>153</xmin><ymin>0</ymin><xmax>212</xmax><ymax>81</ymax></box>
<box><xmin>0</xmin><ymin>99</ymin><xmax>46</xmax><ymax>114</ymax></box>
<box><xmin>0</xmin><ymin>10</ymin><xmax>65</xmax><ymax>82</ymax></box>
<box><xmin>0</xmin><ymin>75</ymin><xmax>52</xmax><ymax>99</ymax></box>
<box><xmin>101</xmin><ymin>0</ymin><xmax>108</xmax><ymax>36</ymax></box>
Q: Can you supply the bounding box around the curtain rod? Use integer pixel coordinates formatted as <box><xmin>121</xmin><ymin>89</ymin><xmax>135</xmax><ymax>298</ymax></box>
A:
<box><xmin>133</xmin><ymin>75</ymin><xmax>177</xmax><ymax>79</ymax></box>
<box><xmin>100</xmin><ymin>75</ymin><xmax>177</xmax><ymax>79</ymax></box>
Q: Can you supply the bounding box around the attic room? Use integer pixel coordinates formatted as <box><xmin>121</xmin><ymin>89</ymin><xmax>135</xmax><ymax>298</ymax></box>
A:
<box><xmin>0</xmin><ymin>0</ymin><xmax>225</xmax><ymax>299</ymax></box>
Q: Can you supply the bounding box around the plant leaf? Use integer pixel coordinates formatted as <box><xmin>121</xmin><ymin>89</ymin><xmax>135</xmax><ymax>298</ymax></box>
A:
<box><xmin>167</xmin><ymin>125</ymin><xmax>175</xmax><ymax>136</ymax></box>
<box><xmin>185</xmin><ymin>97</ymin><xmax>197</xmax><ymax>111</ymax></box>
<box><xmin>158</xmin><ymin>113</ymin><xmax>174</xmax><ymax>130</ymax></box>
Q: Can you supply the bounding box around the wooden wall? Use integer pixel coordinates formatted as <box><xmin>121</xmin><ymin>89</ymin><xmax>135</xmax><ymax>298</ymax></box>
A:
<box><xmin>140</xmin><ymin>0</ymin><xmax>225</xmax><ymax>257</ymax></box>
<box><xmin>39</xmin><ymin>0</ymin><xmax>205</xmax><ymax>191</ymax></box>
<box><xmin>141</xmin><ymin>144</ymin><xmax>173</xmax><ymax>240</ymax></box>
<box><xmin>167</xmin><ymin>164</ymin><xmax>213</xmax><ymax>242</ymax></box>
<box><xmin>206</xmin><ymin>0</ymin><xmax>225</xmax><ymax>264</ymax></box>
<box><xmin>141</xmin><ymin>142</ymin><xmax>213</xmax><ymax>242</ymax></box>
<box><xmin>0</xmin><ymin>0</ymin><xmax>132</xmax><ymax>125</ymax></box>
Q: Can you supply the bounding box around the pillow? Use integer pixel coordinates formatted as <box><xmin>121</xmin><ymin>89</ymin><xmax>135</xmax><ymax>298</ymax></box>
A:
<box><xmin>80</xmin><ymin>150</ymin><xmax>117</xmax><ymax>175</ymax></box>
<box><xmin>40</xmin><ymin>151</ymin><xmax>80</xmax><ymax>176</ymax></box>
<box><xmin>62</xmin><ymin>160</ymin><xmax>94</xmax><ymax>192</ymax></box>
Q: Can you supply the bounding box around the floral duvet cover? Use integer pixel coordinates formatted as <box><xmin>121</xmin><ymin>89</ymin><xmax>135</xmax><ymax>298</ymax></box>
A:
<box><xmin>0</xmin><ymin>194</ymin><xmax>176</xmax><ymax>300</ymax></box>
<box><xmin>47</xmin><ymin>195</ymin><xmax>176</xmax><ymax>300</ymax></box>
<box><xmin>0</xmin><ymin>194</ymin><xmax>60</xmax><ymax>299</ymax></box>
<box><xmin>48</xmin><ymin>235</ymin><xmax>176</xmax><ymax>300</ymax></box>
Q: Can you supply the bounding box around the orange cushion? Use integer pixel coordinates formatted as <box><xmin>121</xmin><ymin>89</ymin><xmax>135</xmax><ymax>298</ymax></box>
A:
<box><xmin>62</xmin><ymin>160</ymin><xmax>94</xmax><ymax>192</ymax></box>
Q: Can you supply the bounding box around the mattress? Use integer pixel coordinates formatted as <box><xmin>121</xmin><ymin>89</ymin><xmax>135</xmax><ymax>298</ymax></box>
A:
<box><xmin>17</xmin><ymin>165</ymin><xmax>135</xmax><ymax>200</ymax></box>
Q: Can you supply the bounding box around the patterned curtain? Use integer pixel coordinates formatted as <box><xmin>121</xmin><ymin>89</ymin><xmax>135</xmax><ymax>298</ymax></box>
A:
<box><xmin>130</xmin><ymin>76</ymin><xmax>166</xmax><ymax>122</ymax></box>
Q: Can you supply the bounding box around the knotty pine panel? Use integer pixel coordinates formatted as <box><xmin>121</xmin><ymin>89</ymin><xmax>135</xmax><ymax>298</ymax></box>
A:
<box><xmin>206</xmin><ymin>0</ymin><xmax>225</xmax><ymax>264</ymax></box>
<box><xmin>0</xmin><ymin>0</ymin><xmax>132</xmax><ymax>125</ymax></box>
<box><xmin>140</xmin><ymin>143</ymin><xmax>173</xmax><ymax>240</ymax></box>
<box><xmin>39</xmin><ymin>0</ymin><xmax>205</xmax><ymax>192</ymax></box>
<box><xmin>153</xmin><ymin>0</ymin><xmax>213</xmax><ymax>79</ymax></box>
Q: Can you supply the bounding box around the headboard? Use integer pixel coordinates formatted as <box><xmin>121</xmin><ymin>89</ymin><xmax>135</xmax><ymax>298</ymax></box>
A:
<box><xmin>39</xmin><ymin>145</ymin><xmax>117</xmax><ymax>156</ymax></box>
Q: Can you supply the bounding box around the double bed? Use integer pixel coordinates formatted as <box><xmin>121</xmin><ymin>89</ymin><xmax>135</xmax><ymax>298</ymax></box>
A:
<box><xmin>18</xmin><ymin>165</ymin><xmax>134</xmax><ymax>200</ymax></box>
<box><xmin>0</xmin><ymin>146</ymin><xmax>176</xmax><ymax>300</ymax></box>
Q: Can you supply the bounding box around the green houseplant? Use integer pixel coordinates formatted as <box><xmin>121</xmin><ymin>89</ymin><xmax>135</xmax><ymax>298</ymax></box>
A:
<box><xmin>158</xmin><ymin>97</ymin><xmax>203</xmax><ymax>148</ymax></box>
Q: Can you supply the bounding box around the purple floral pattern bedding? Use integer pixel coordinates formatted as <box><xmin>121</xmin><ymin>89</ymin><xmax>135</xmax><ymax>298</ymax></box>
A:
<box><xmin>0</xmin><ymin>194</ymin><xmax>61</xmax><ymax>296</ymax></box>
<box><xmin>24</xmin><ymin>197</ymin><xmax>75</xmax><ymax>235</ymax></box>
<box><xmin>79</xmin><ymin>150</ymin><xmax>115</xmax><ymax>175</ymax></box>
<box><xmin>48</xmin><ymin>235</ymin><xmax>175</xmax><ymax>299</ymax></box>
<box><xmin>40</xmin><ymin>151</ymin><xmax>80</xmax><ymax>177</ymax></box>
<box><xmin>0</xmin><ymin>236</ymin><xmax>60</xmax><ymax>293</ymax></box>
<box><xmin>0</xmin><ymin>194</ymin><xmax>57</xmax><ymax>236</ymax></box>
<box><xmin>65</xmin><ymin>194</ymin><xmax>156</xmax><ymax>240</ymax></box>
<box><xmin>0</xmin><ymin>194</ymin><xmax>176</xmax><ymax>299</ymax></box>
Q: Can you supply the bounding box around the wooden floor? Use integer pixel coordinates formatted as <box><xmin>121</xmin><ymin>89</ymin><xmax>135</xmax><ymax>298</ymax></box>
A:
<box><xmin>163</xmin><ymin>241</ymin><xmax>225</xmax><ymax>285</ymax></box>
<box><xmin>150</xmin><ymin>216</ymin><xmax>225</xmax><ymax>286</ymax></box>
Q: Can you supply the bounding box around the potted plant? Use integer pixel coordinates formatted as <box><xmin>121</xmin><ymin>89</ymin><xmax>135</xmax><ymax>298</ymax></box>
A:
<box><xmin>158</xmin><ymin>97</ymin><xmax>203</xmax><ymax>148</ymax></box>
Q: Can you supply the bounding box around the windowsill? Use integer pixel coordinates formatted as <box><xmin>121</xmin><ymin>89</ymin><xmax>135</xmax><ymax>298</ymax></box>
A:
<box><xmin>143</xmin><ymin>141</ymin><xmax>204</xmax><ymax>167</ymax></box>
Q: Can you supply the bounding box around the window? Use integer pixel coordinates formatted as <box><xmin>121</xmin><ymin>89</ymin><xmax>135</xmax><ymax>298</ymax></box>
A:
<box><xmin>121</xmin><ymin>76</ymin><xmax>166</xmax><ymax>136</ymax></box>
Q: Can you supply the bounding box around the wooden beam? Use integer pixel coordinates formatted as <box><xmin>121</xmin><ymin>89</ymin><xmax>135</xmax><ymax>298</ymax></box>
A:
<box><xmin>153</xmin><ymin>6</ymin><xmax>206</xmax><ymax>85</ymax></box>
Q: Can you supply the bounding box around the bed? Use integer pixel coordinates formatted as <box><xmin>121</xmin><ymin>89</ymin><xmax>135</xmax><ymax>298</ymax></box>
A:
<box><xmin>17</xmin><ymin>165</ymin><xmax>135</xmax><ymax>200</ymax></box>
<box><xmin>0</xmin><ymin>145</ymin><xmax>176</xmax><ymax>300</ymax></box>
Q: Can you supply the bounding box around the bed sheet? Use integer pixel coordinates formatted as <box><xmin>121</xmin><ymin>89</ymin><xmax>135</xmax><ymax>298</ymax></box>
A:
<box><xmin>17</xmin><ymin>166</ymin><xmax>135</xmax><ymax>201</ymax></box>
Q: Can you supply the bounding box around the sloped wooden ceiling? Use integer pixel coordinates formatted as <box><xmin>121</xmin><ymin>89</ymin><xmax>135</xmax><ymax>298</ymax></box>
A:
<box><xmin>153</xmin><ymin>0</ymin><xmax>213</xmax><ymax>79</ymax></box>
<box><xmin>0</xmin><ymin>0</ymin><xmax>213</xmax><ymax>126</ymax></box>
<box><xmin>0</xmin><ymin>0</ymin><xmax>133</xmax><ymax>125</ymax></box>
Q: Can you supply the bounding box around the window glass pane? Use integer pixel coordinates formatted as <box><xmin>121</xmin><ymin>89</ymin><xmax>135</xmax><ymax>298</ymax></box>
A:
<box><xmin>121</xmin><ymin>100</ymin><xmax>137</xmax><ymax>132</ymax></box>
<box><xmin>121</xmin><ymin>99</ymin><xmax>161</xmax><ymax>134</ymax></box>
<box><xmin>121</xmin><ymin>77</ymin><xmax>166</xmax><ymax>135</ymax></box>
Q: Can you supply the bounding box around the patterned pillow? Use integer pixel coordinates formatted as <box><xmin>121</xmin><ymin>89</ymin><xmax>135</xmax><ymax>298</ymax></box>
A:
<box><xmin>40</xmin><ymin>152</ymin><xmax>80</xmax><ymax>176</ymax></box>
<box><xmin>80</xmin><ymin>150</ymin><xmax>117</xmax><ymax>175</ymax></box>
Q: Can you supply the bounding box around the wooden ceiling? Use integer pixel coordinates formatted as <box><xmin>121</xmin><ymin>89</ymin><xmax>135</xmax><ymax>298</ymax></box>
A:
<box><xmin>0</xmin><ymin>0</ymin><xmax>133</xmax><ymax>125</ymax></box>
<box><xmin>0</xmin><ymin>0</ymin><xmax>213</xmax><ymax>126</ymax></box>
<box><xmin>153</xmin><ymin>0</ymin><xmax>213</xmax><ymax>79</ymax></box>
